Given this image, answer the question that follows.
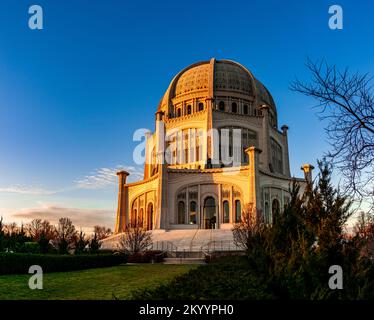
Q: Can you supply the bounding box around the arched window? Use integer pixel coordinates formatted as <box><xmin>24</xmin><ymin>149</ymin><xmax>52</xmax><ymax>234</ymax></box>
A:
<box><xmin>223</xmin><ymin>201</ymin><xmax>230</xmax><ymax>223</ymax></box>
<box><xmin>235</xmin><ymin>200</ymin><xmax>241</xmax><ymax>222</ymax></box>
<box><xmin>178</xmin><ymin>201</ymin><xmax>185</xmax><ymax>224</ymax></box>
<box><xmin>177</xmin><ymin>108</ymin><xmax>181</xmax><ymax>117</ymax></box>
<box><xmin>189</xmin><ymin>201</ymin><xmax>197</xmax><ymax>224</ymax></box>
<box><xmin>198</xmin><ymin>102</ymin><xmax>204</xmax><ymax>111</ymax></box>
<box><xmin>218</xmin><ymin>101</ymin><xmax>225</xmax><ymax>111</ymax></box>
<box><xmin>139</xmin><ymin>208</ymin><xmax>144</xmax><ymax>227</ymax></box>
<box><xmin>231</xmin><ymin>102</ymin><xmax>237</xmax><ymax>113</ymax></box>
<box><xmin>243</xmin><ymin>104</ymin><xmax>248</xmax><ymax>115</ymax></box>
<box><xmin>203</xmin><ymin>197</ymin><xmax>216</xmax><ymax>229</ymax></box>
<box><xmin>270</xmin><ymin>138</ymin><xmax>283</xmax><ymax>174</ymax></box>
<box><xmin>187</xmin><ymin>105</ymin><xmax>192</xmax><ymax>115</ymax></box>
<box><xmin>147</xmin><ymin>203</ymin><xmax>153</xmax><ymax>230</ymax></box>
<box><xmin>265</xmin><ymin>202</ymin><xmax>270</xmax><ymax>224</ymax></box>
<box><xmin>133</xmin><ymin>209</ymin><xmax>137</xmax><ymax>226</ymax></box>
<box><xmin>131</xmin><ymin>201</ymin><xmax>137</xmax><ymax>226</ymax></box>
<box><xmin>219</xmin><ymin>126</ymin><xmax>257</xmax><ymax>166</ymax></box>
<box><xmin>272</xmin><ymin>199</ymin><xmax>280</xmax><ymax>217</ymax></box>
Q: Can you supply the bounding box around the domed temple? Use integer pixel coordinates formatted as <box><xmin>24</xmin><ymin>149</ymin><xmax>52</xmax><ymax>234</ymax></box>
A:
<box><xmin>114</xmin><ymin>58</ymin><xmax>313</xmax><ymax>234</ymax></box>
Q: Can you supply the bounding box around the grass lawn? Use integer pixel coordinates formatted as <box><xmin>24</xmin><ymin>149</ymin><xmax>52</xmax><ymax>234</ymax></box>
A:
<box><xmin>0</xmin><ymin>264</ymin><xmax>197</xmax><ymax>300</ymax></box>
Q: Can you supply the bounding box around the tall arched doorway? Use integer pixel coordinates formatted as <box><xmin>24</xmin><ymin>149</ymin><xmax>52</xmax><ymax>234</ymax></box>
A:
<box><xmin>203</xmin><ymin>197</ymin><xmax>216</xmax><ymax>229</ymax></box>
<box><xmin>147</xmin><ymin>203</ymin><xmax>153</xmax><ymax>230</ymax></box>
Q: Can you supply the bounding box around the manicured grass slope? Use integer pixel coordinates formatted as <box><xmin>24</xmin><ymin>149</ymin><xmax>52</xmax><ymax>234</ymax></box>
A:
<box><xmin>0</xmin><ymin>264</ymin><xmax>196</xmax><ymax>300</ymax></box>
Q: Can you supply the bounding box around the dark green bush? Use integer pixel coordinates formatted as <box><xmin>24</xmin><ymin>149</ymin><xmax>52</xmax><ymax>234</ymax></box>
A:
<box><xmin>21</xmin><ymin>242</ymin><xmax>40</xmax><ymax>254</ymax></box>
<box><xmin>132</xmin><ymin>256</ymin><xmax>273</xmax><ymax>300</ymax></box>
<box><xmin>132</xmin><ymin>163</ymin><xmax>374</xmax><ymax>300</ymax></box>
<box><xmin>0</xmin><ymin>253</ymin><xmax>127</xmax><ymax>275</ymax></box>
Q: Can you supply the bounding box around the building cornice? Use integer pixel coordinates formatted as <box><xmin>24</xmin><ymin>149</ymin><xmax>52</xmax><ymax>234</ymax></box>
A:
<box><xmin>125</xmin><ymin>173</ymin><xmax>159</xmax><ymax>187</ymax></box>
<box><xmin>168</xmin><ymin>165</ymin><xmax>250</xmax><ymax>174</ymax></box>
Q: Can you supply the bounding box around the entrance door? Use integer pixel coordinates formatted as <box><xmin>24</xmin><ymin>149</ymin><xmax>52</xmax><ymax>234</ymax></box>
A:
<box><xmin>203</xmin><ymin>197</ymin><xmax>216</xmax><ymax>229</ymax></box>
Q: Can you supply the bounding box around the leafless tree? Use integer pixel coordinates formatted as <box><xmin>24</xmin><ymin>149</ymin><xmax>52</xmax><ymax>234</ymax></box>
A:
<box><xmin>40</xmin><ymin>220</ymin><xmax>57</xmax><ymax>241</ymax></box>
<box><xmin>291</xmin><ymin>58</ymin><xmax>374</xmax><ymax>211</ymax></box>
<box><xmin>232</xmin><ymin>204</ymin><xmax>267</xmax><ymax>252</ymax></box>
<box><xmin>353</xmin><ymin>211</ymin><xmax>374</xmax><ymax>258</ymax></box>
<box><xmin>93</xmin><ymin>225</ymin><xmax>113</xmax><ymax>240</ymax></box>
<box><xmin>27</xmin><ymin>219</ymin><xmax>57</xmax><ymax>242</ymax></box>
<box><xmin>118</xmin><ymin>219</ymin><xmax>152</xmax><ymax>254</ymax></box>
<box><xmin>27</xmin><ymin>219</ymin><xmax>43</xmax><ymax>240</ymax></box>
<box><xmin>54</xmin><ymin>217</ymin><xmax>77</xmax><ymax>253</ymax></box>
<box><xmin>4</xmin><ymin>222</ymin><xmax>18</xmax><ymax>236</ymax></box>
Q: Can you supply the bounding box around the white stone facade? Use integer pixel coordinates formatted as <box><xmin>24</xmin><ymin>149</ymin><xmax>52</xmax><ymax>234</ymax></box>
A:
<box><xmin>114</xmin><ymin>59</ymin><xmax>312</xmax><ymax>234</ymax></box>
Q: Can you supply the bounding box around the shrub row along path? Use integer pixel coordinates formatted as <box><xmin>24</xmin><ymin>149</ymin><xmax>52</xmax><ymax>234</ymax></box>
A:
<box><xmin>0</xmin><ymin>264</ymin><xmax>197</xmax><ymax>300</ymax></box>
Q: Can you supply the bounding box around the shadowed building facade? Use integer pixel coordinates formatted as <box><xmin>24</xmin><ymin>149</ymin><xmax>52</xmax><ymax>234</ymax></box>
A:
<box><xmin>115</xmin><ymin>59</ymin><xmax>313</xmax><ymax>233</ymax></box>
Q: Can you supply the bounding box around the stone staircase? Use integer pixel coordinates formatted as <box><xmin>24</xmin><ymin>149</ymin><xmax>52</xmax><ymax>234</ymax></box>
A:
<box><xmin>101</xmin><ymin>229</ymin><xmax>242</xmax><ymax>264</ymax></box>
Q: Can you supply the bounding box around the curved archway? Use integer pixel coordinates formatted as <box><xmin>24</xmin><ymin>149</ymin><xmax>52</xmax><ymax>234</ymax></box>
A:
<box><xmin>178</xmin><ymin>201</ymin><xmax>185</xmax><ymax>224</ymax></box>
<box><xmin>265</xmin><ymin>202</ymin><xmax>270</xmax><ymax>223</ymax></box>
<box><xmin>235</xmin><ymin>200</ymin><xmax>241</xmax><ymax>223</ymax></box>
<box><xmin>231</xmin><ymin>102</ymin><xmax>237</xmax><ymax>113</ymax></box>
<box><xmin>139</xmin><ymin>208</ymin><xmax>144</xmax><ymax>227</ymax></box>
<box><xmin>218</xmin><ymin>101</ymin><xmax>225</xmax><ymax>111</ymax></box>
<box><xmin>147</xmin><ymin>203</ymin><xmax>154</xmax><ymax>230</ymax></box>
<box><xmin>272</xmin><ymin>199</ymin><xmax>280</xmax><ymax>217</ymax></box>
<box><xmin>203</xmin><ymin>197</ymin><xmax>216</xmax><ymax>229</ymax></box>
<box><xmin>223</xmin><ymin>200</ymin><xmax>230</xmax><ymax>223</ymax></box>
<box><xmin>189</xmin><ymin>201</ymin><xmax>197</xmax><ymax>224</ymax></box>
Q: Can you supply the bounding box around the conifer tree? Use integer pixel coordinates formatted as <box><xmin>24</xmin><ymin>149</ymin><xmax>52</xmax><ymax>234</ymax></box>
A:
<box><xmin>89</xmin><ymin>232</ymin><xmax>101</xmax><ymax>253</ymax></box>
<box><xmin>75</xmin><ymin>230</ymin><xmax>88</xmax><ymax>254</ymax></box>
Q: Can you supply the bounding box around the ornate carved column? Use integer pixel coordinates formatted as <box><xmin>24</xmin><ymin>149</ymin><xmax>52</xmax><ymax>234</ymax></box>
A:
<box><xmin>281</xmin><ymin>125</ymin><xmax>291</xmax><ymax>176</ymax></box>
<box><xmin>218</xmin><ymin>184</ymin><xmax>222</xmax><ymax>227</ymax></box>
<box><xmin>115</xmin><ymin>170</ymin><xmax>129</xmax><ymax>233</ymax></box>
<box><xmin>260</xmin><ymin>104</ymin><xmax>270</xmax><ymax>169</ymax></box>
<box><xmin>245</xmin><ymin>146</ymin><xmax>262</xmax><ymax>213</ymax></box>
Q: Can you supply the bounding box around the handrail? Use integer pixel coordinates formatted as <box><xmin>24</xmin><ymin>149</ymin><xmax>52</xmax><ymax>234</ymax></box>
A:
<box><xmin>150</xmin><ymin>241</ymin><xmax>179</xmax><ymax>258</ymax></box>
<box><xmin>200</xmin><ymin>240</ymin><xmax>242</xmax><ymax>256</ymax></box>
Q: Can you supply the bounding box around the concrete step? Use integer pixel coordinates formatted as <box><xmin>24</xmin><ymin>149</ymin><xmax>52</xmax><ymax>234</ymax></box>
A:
<box><xmin>163</xmin><ymin>257</ymin><xmax>206</xmax><ymax>265</ymax></box>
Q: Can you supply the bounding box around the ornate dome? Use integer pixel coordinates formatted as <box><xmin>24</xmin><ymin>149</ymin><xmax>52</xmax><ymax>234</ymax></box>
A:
<box><xmin>158</xmin><ymin>58</ymin><xmax>276</xmax><ymax>115</ymax></box>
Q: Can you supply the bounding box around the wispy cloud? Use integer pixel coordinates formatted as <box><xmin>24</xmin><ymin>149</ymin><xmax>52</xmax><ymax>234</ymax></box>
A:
<box><xmin>12</xmin><ymin>204</ymin><xmax>115</xmax><ymax>232</ymax></box>
<box><xmin>0</xmin><ymin>165</ymin><xmax>144</xmax><ymax>195</ymax></box>
<box><xmin>74</xmin><ymin>165</ymin><xmax>143</xmax><ymax>190</ymax></box>
<box><xmin>0</xmin><ymin>185</ymin><xmax>57</xmax><ymax>195</ymax></box>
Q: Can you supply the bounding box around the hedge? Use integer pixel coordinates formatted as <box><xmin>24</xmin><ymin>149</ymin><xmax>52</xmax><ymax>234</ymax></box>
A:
<box><xmin>0</xmin><ymin>253</ymin><xmax>127</xmax><ymax>275</ymax></box>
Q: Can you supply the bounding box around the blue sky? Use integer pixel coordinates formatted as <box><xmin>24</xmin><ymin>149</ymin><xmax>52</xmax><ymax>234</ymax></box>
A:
<box><xmin>0</xmin><ymin>0</ymin><xmax>373</xmax><ymax>231</ymax></box>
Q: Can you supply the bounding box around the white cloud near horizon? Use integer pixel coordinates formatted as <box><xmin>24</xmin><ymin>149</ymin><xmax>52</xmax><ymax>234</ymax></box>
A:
<box><xmin>11</xmin><ymin>205</ymin><xmax>115</xmax><ymax>232</ymax></box>
<box><xmin>0</xmin><ymin>185</ymin><xmax>58</xmax><ymax>196</ymax></box>
<box><xmin>0</xmin><ymin>165</ymin><xmax>143</xmax><ymax>231</ymax></box>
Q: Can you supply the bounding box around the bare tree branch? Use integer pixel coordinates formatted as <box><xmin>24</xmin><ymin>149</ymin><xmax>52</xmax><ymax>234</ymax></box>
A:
<box><xmin>291</xmin><ymin>58</ymin><xmax>374</xmax><ymax>211</ymax></box>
